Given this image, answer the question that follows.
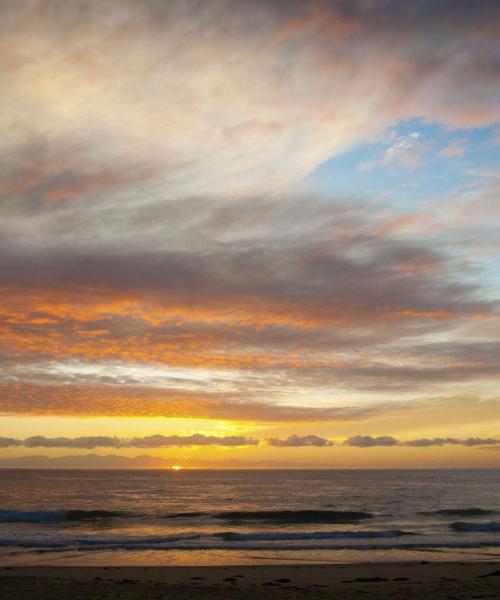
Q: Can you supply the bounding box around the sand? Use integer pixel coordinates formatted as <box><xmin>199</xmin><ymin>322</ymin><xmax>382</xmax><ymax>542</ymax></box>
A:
<box><xmin>1</xmin><ymin>562</ymin><xmax>500</xmax><ymax>599</ymax></box>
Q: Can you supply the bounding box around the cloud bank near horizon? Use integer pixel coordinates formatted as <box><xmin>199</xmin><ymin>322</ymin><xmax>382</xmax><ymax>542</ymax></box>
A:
<box><xmin>1</xmin><ymin>434</ymin><xmax>498</xmax><ymax>449</ymax></box>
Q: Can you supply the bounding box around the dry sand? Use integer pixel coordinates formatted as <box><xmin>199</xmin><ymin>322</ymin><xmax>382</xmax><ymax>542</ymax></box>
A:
<box><xmin>1</xmin><ymin>562</ymin><xmax>500</xmax><ymax>599</ymax></box>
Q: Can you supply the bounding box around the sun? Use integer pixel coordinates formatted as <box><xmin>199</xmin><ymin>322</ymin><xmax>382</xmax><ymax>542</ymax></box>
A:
<box><xmin>171</xmin><ymin>465</ymin><xmax>183</xmax><ymax>471</ymax></box>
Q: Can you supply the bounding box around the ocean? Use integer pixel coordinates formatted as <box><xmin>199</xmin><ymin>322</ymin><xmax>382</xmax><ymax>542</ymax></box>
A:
<box><xmin>1</xmin><ymin>469</ymin><xmax>499</xmax><ymax>565</ymax></box>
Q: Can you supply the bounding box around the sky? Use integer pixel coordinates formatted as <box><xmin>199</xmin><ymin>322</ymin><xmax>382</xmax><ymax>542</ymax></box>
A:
<box><xmin>0</xmin><ymin>0</ymin><xmax>499</xmax><ymax>468</ymax></box>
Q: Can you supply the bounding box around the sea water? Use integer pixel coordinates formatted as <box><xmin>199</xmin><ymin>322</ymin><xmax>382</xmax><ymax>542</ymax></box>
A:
<box><xmin>0</xmin><ymin>468</ymin><xmax>499</xmax><ymax>565</ymax></box>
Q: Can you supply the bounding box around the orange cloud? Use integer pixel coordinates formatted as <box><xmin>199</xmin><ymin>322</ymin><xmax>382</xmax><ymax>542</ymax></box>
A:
<box><xmin>0</xmin><ymin>281</ymin><xmax>481</xmax><ymax>373</ymax></box>
<box><xmin>0</xmin><ymin>382</ymin><xmax>382</xmax><ymax>422</ymax></box>
<box><xmin>276</xmin><ymin>1</ymin><xmax>359</xmax><ymax>42</ymax></box>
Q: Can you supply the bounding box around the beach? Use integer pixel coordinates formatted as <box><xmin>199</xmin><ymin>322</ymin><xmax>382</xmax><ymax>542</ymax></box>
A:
<box><xmin>2</xmin><ymin>562</ymin><xmax>500</xmax><ymax>599</ymax></box>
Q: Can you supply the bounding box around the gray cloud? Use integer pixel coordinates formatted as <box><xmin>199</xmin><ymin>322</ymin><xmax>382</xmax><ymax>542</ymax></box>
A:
<box><xmin>403</xmin><ymin>437</ymin><xmax>460</xmax><ymax>447</ymax></box>
<box><xmin>1</xmin><ymin>193</ymin><xmax>496</xmax><ymax>402</ymax></box>
<box><xmin>0</xmin><ymin>195</ymin><xmax>489</xmax><ymax>322</ymax></box>
<box><xmin>460</xmin><ymin>437</ymin><xmax>500</xmax><ymax>447</ymax></box>
<box><xmin>404</xmin><ymin>437</ymin><xmax>500</xmax><ymax>447</ymax></box>
<box><xmin>267</xmin><ymin>434</ymin><xmax>334</xmax><ymax>447</ymax></box>
<box><xmin>1</xmin><ymin>433</ymin><xmax>498</xmax><ymax>449</ymax></box>
<box><xmin>345</xmin><ymin>435</ymin><xmax>500</xmax><ymax>448</ymax></box>
<box><xmin>18</xmin><ymin>434</ymin><xmax>258</xmax><ymax>449</ymax></box>
<box><xmin>128</xmin><ymin>434</ymin><xmax>259</xmax><ymax>448</ymax></box>
<box><xmin>0</xmin><ymin>437</ymin><xmax>22</xmax><ymax>448</ymax></box>
<box><xmin>22</xmin><ymin>436</ymin><xmax>123</xmax><ymax>449</ymax></box>
<box><xmin>344</xmin><ymin>435</ymin><xmax>399</xmax><ymax>447</ymax></box>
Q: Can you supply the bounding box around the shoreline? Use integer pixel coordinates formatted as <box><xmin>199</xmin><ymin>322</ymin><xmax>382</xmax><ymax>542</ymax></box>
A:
<box><xmin>2</xmin><ymin>562</ymin><xmax>500</xmax><ymax>599</ymax></box>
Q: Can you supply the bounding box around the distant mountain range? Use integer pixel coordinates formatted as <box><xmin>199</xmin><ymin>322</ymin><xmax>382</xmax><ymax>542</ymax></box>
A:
<box><xmin>0</xmin><ymin>454</ymin><xmax>291</xmax><ymax>469</ymax></box>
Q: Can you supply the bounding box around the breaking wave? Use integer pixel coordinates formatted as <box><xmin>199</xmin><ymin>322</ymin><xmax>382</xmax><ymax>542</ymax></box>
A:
<box><xmin>191</xmin><ymin>510</ymin><xmax>373</xmax><ymax>523</ymax></box>
<box><xmin>420</xmin><ymin>508</ymin><xmax>495</xmax><ymax>517</ymax></box>
<box><xmin>215</xmin><ymin>529</ymin><xmax>414</xmax><ymax>541</ymax></box>
<box><xmin>0</xmin><ymin>510</ymin><xmax>136</xmax><ymax>523</ymax></box>
<box><xmin>450</xmin><ymin>521</ymin><xmax>500</xmax><ymax>532</ymax></box>
<box><xmin>0</xmin><ymin>529</ymin><xmax>413</xmax><ymax>548</ymax></box>
<box><xmin>1</xmin><ymin>531</ymin><xmax>499</xmax><ymax>553</ymax></box>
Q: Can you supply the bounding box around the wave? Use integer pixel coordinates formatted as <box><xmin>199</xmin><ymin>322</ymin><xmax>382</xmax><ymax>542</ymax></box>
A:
<box><xmin>0</xmin><ymin>529</ymin><xmax>414</xmax><ymax>550</ymax></box>
<box><xmin>215</xmin><ymin>529</ymin><xmax>415</xmax><ymax>541</ymax></box>
<box><xmin>1</xmin><ymin>533</ymin><xmax>499</xmax><ymax>553</ymax></box>
<box><xmin>450</xmin><ymin>521</ymin><xmax>500</xmax><ymax>532</ymax></box>
<box><xmin>0</xmin><ymin>508</ymin><xmax>373</xmax><ymax>524</ymax></box>
<box><xmin>166</xmin><ymin>512</ymin><xmax>209</xmax><ymax>519</ymax></box>
<box><xmin>0</xmin><ymin>533</ymin><xmax>202</xmax><ymax>549</ymax></box>
<box><xmin>210</xmin><ymin>510</ymin><xmax>375</xmax><ymax>523</ymax></box>
<box><xmin>0</xmin><ymin>510</ymin><xmax>136</xmax><ymax>523</ymax></box>
<box><xmin>420</xmin><ymin>508</ymin><xmax>495</xmax><ymax>517</ymax></box>
<box><xmin>166</xmin><ymin>510</ymin><xmax>374</xmax><ymax>523</ymax></box>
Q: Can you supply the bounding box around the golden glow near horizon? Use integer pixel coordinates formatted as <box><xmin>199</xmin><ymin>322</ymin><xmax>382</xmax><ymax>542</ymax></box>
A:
<box><xmin>0</xmin><ymin>1</ymin><xmax>499</xmax><ymax>468</ymax></box>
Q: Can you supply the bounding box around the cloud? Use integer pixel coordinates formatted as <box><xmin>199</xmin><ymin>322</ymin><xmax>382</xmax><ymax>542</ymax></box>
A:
<box><xmin>460</xmin><ymin>437</ymin><xmax>500</xmax><ymax>447</ymax></box>
<box><xmin>1</xmin><ymin>0</ymin><xmax>497</xmax><ymax>204</ymax></box>
<box><xmin>1</xmin><ymin>433</ymin><xmax>498</xmax><ymax>449</ymax></box>
<box><xmin>0</xmin><ymin>196</ymin><xmax>475</xmax><ymax>319</ymax></box>
<box><xmin>439</xmin><ymin>138</ymin><xmax>466</xmax><ymax>158</ymax></box>
<box><xmin>344</xmin><ymin>435</ymin><xmax>399</xmax><ymax>447</ymax></box>
<box><xmin>345</xmin><ymin>435</ymin><xmax>500</xmax><ymax>448</ymax></box>
<box><xmin>128</xmin><ymin>434</ymin><xmax>259</xmax><ymax>448</ymax></box>
<box><xmin>404</xmin><ymin>437</ymin><xmax>500</xmax><ymax>447</ymax></box>
<box><xmin>22</xmin><ymin>436</ymin><xmax>124</xmax><ymax>449</ymax></box>
<box><xmin>0</xmin><ymin>1</ymin><xmax>498</xmax><ymax>425</ymax></box>
<box><xmin>359</xmin><ymin>131</ymin><xmax>431</xmax><ymax>171</ymax></box>
<box><xmin>6</xmin><ymin>434</ymin><xmax>259</xmax><ymax>449</ymax></box>
<box><xmin>0</xmin><ymin>382</ymin><xmax>391</xmax><ymax>421</ymax></box>
<box><xmin>267</xmin><ymin>434</ymin><xmax>334</xmax><ymax>447</ymax></box>
<box><xmin>403</xmin><ymin>437</ymin><xmax>458</xmax><ymax>447</ymax></box>
<box><xmin>0</xmin><ymin>437</ymin><xmax>22</xmax><ymax>448</ymax></box>
<box><xmin>0</xmin><ymin>192</ymin><xmax>496</xmax><ymax>415</ymax></box>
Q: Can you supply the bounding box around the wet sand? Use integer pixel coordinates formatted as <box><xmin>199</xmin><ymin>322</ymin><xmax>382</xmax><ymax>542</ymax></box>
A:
<box><xmin>1</xmin><ymin>562</ymin><xmax>500</xmax><ymax>599</ymax></box>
